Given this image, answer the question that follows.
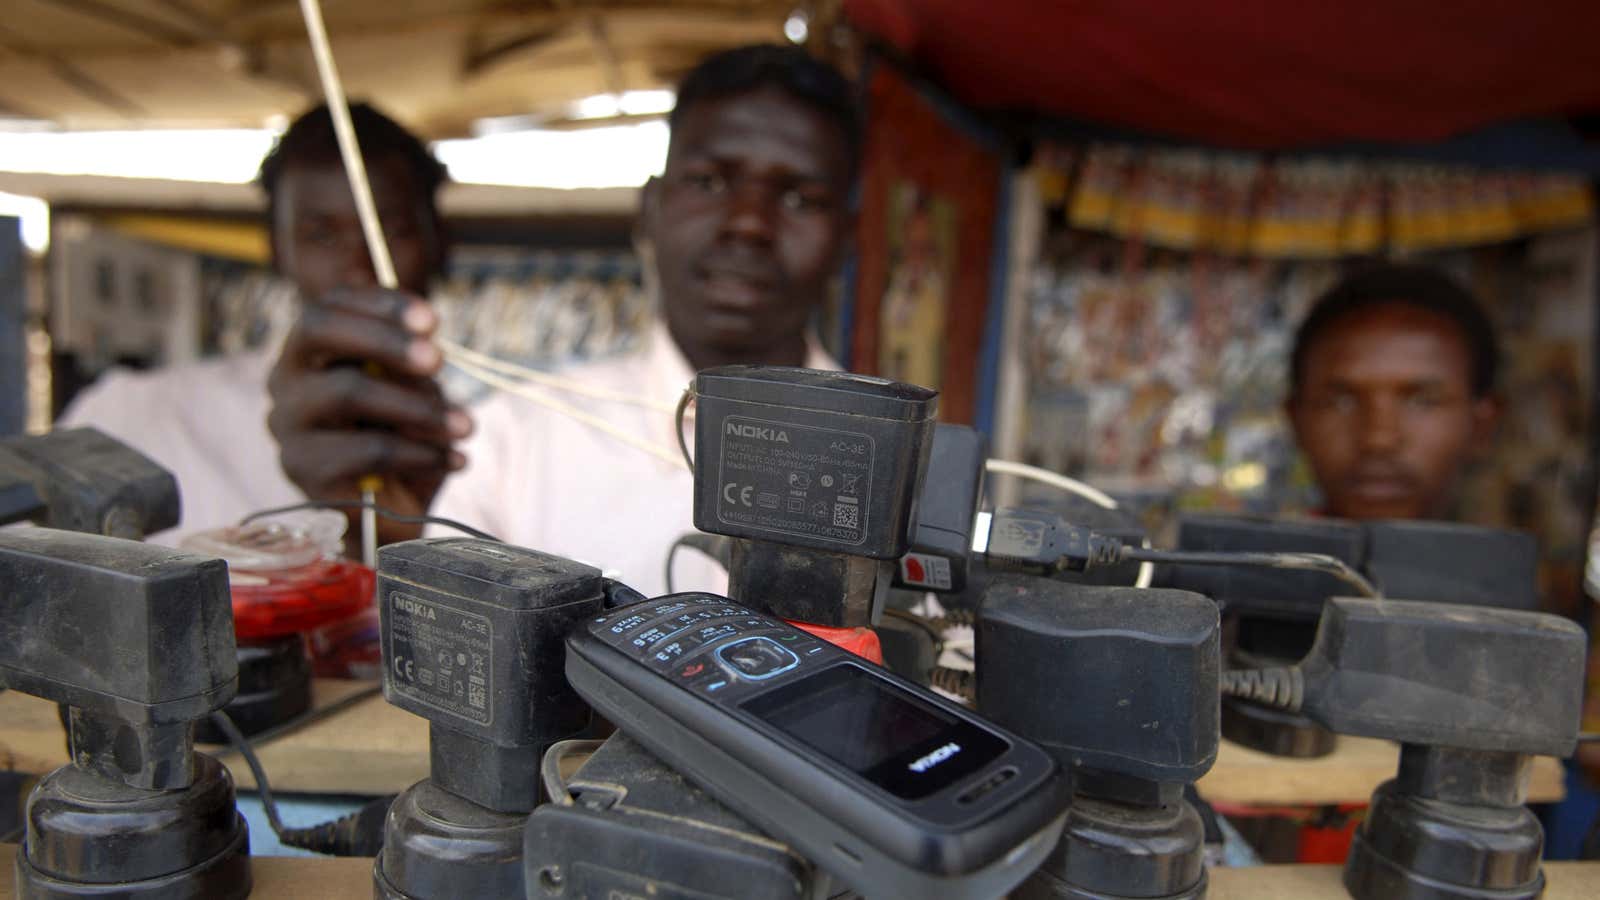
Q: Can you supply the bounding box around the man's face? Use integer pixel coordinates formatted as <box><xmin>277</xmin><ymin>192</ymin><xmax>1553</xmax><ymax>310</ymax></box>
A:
<box><xmin>645</xmin><ymin>86</ymin><xmax>853</xmax><ymax>354</ymax></box>
<box><xmin>1289</xmin><ymin>304</ymin><xmax>1498</xmax><ymax>520</ymax></box>
<box><xmin>272</xmin><ymin>156</ymin><xmax>440</xmax><ymax>299</ymax></box>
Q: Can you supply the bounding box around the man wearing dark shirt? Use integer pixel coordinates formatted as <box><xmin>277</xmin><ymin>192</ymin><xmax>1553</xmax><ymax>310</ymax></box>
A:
<box><xmin>1288</xmin><ymin>263</ymin><xmax>1501</xmax><ymax>521</ymax></box>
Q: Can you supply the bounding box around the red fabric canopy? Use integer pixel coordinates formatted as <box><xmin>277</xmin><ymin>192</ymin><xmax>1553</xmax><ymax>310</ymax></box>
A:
<box><xmin>842</xmin><ymin>0</ymin><xmax>1600</xmax><ymax>149</ymax></box>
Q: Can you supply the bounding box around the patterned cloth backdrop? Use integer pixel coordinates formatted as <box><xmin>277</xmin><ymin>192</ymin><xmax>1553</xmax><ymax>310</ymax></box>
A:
<box><xmin>1015</xmin><ymin>148</ymin><xmax>1595</xmax><ymax>620</ymax></box>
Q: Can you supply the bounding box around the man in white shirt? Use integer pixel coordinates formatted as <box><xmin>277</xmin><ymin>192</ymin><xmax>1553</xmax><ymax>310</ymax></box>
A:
<box><xmin>59</xmin><ymin>103</ymin><xmax>452</xmax><ymax>543</ymax></box>
<box><xmin>57</xmin><ymin>344</ymin><xmax>291</xmax><ymax>543</ymax></box>
<box><xmin>267</xmin><ymin>45</ymin><xmax>862</xmax><ymax>592</ymax></box>
<box><xmin>430</xmin><ymin>324</ymin><xmax>837</xmax><ymax>594</ymax></box>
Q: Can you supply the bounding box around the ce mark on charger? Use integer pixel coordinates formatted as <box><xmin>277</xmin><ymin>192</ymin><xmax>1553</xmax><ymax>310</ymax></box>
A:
<box><xmin>392</xmin><ymin>654</ymin><xmax>416</xmax><ymax>681</ymax></box>
<box><xmin>722</xmin><ymin>483</ymin><xmax>755</xmax><ymax>507</ymax></box>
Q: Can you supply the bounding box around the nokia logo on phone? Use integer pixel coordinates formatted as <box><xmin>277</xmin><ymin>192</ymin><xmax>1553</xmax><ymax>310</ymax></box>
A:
<box><xmin>908</xmin><ymin>742</ymin><xmax>961</xmax><ymax>773</ymax></box>
<box><xmin>726</xmin><ymin>422</ymin><xmax>790</xmax><ymax>443</ymax></box>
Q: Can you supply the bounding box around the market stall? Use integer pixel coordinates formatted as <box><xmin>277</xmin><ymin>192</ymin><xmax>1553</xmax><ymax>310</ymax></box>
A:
<box><xmin>833</xmin><ymin>0</ymin><xmax>1600</xmax><ymax>863</ymax></box>
<box><xmin>837</xmin><ymin>0</ymin><xmax>1600</xmax><ymax>598</ymax></box>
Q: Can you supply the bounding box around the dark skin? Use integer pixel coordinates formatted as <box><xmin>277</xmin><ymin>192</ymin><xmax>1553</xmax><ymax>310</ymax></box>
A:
<box><xmin>1288</xmin><ymin>304</ymin><xmax>1500</xmax><ymax>520</ymax></box>
<box><xmin>265</xmin><ymin>156</ymin><xmax>471</xmax><ymax>545</ymax></box>
<box><xmin>267</xmin><ymin>87</ymin><xmax>854</xmax><ymax>542</ymax></box>
<box><xmin>645</xmin><ymin>85</ymin><xmax>854</xmax><ymax>371</ymax></box>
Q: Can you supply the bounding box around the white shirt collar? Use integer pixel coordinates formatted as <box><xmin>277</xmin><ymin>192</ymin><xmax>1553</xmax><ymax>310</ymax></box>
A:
<box><xmin>645</xmin><ymin>319</ymin><xmax>841</xmax><ymax>391</ymax></box>
<box><xmin>639</xmin><ymin>319</ymin><xmax>842</xmax><ymax>466</ymax></box>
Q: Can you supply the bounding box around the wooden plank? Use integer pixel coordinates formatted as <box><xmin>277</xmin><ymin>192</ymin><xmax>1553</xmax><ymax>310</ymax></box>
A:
<box><xmin>1207</xmin><ymin>864</ymin><xmax>1600</xmax><ymax>900</ymax></box>
<box><xmin>0</xmin><ymin>681</ymin><xmax>1567</xmax><ymax>804</ymax></box>
<box><xmin>1199</xmin><ymin>734</ymin><xmax>1566</xmax><ymax>807</ymax></box>
<box><xmin>0</xmin><ymin>680</ymin><xmax>428</xmax><ymax>796</ymax></box>
<box><xmin>209</xmin><ymin>681</ymin><xmax>429</xmax><ymax>794</ymax></box>
<box><xmin>0</xmin><ymin>848</ymin><xmax>1597</xmax><ymax>900</ymax></box>
<box><xmin>0</xmin><ymin>845</ymin><xmax>377</xmax><ymax>899</ymax></box>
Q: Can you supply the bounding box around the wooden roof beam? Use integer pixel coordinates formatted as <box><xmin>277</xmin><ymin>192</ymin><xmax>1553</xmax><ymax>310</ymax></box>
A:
<box><xmin>31</xmin><ymin>0</ymin><xmax>200</xmax><ymax>48</ymax></box>
<box><xmin>148</xmin><ymin>0</ymin><xmax>227</xmax><ymax>36</ymax></box>
<box><xmin>585</xmin><ymin>13</ymin><xmax>626</xmax><ymax>97</ymax></box>
<box><xmin>462</xmin><ymin>22</ymin><xmax>568</xmax><ymax>80</ymax></box>
<box><xmin>0</xmin><ymin>22</ymin><xmax>146</xmax><ymax>117</ymax></box>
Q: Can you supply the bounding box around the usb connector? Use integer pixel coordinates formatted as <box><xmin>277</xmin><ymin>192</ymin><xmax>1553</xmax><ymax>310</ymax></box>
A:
<box><xmin>978</xmin><ymin>507</ymin><xmax>1124</xmax><ymax>574</ymax></box>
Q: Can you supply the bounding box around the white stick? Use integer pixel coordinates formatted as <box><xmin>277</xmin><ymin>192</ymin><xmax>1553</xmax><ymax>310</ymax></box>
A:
<box><xmin>299</xmin><ymin>0</ymin><xmax>393</xmax><ymax>567</ymax></box>
<box><xmin>298</xmin><ymin>0</ymin><xmax>397</xmax><ymax>290</ymax></box>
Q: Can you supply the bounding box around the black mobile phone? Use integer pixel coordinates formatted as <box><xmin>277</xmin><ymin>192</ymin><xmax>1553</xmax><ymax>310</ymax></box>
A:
<box><xmin>565</xmin><ymin>592</ymin><xmax>1071</xmax><ymax>900</ymax></box>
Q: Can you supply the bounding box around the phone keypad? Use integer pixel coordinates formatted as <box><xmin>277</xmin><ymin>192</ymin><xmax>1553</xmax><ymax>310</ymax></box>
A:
<box><xmin>588</xmin><ymin>593</ymin><xmax>831</xmax><ymax>693</ymax></box>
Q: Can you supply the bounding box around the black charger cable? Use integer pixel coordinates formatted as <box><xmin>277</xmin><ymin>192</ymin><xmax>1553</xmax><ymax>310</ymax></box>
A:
<box><xmin>980</xmin><ymin>507</ymin><xmax>1380</xmax><ymax>598</ymax></box>
<box><xmin>208</xmin><ymin>709</ymin><xmax>392</xmax><ymax>857</ymax></box>
<box><xmin>602</xmin><ymin>578</ymin><xmax>648</xmax><ymax>610</ymax></box>
<box><xmin>1222</xmin><ymin>671</ymin><xmax>1600</xmax><ymax>748</ymax></box>
<box><xmin>1123</xmin><ymin>546</ymin><xmax>1379</xmax><ymax>598</ymax></box>
<box><xmin>664</xmin><ymin>533</ymin><xmax>731</xmax><ymax>594</ymax></box>
<box><xmin>540</xmin><ymin>739</ymin><xmax>608</xmax><ymax>806</ymax></box>
<box><xmin>240</xmin><ymin>500</ymin><xmax>499</xmax><ymax>543</ymax></box>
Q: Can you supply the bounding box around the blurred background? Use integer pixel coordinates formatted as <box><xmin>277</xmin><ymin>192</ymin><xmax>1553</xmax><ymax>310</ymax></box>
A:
<box><xmin>0</xmin><ymin>0</ymin><xmax>1596</xmax><ymax>616</ymax></box>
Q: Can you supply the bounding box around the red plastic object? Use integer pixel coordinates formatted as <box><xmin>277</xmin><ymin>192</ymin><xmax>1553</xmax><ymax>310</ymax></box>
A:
<box><xmin>1297</xmin><ymin>804</ymin><xmax>1365</xmax><ymax>863</ymax></box>
<box><xmin>786</xmin><ymin>620</ymin><xmax>885</xmax><ymax>664</ymax></box>
<box><xmin>308</xmin><ymin>604</ymin><xmax>383</xmax><ymax>679</ymax></box>
<box><xmin>229</xmin><ymin>559</ymin><xmax>375</xmax><ymax>641</ymax></box>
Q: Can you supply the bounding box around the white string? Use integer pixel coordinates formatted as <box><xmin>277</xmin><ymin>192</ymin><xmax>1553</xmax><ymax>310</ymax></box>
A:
<box><xmin>303</xmin><ymin>0</ymin><xmax>668</xmax><ymax>415</ymax></box>
<box><xmin>435</xmin><ymin>336</ymin><xmax>678</xmax><ymax>414</ymax></box>
<box><xmin>446</xmin><ymin>353</ymin><xmax>687</xmax><ymax>470</ymax></box>
<box><xmin>298</xmin><ymin>0</ymin><xmax>687</xmax><ymax>475</ymax></box>
<box><xmin>984</xmin><ymin>459</ymin><xmax>1156</xmax><ymax>588</ymax></box>
<box><xmin>985</xmin><ymin>459</ymin><xmax>1119</xmax><ymax>509</ymax></box>
<box><xmin>299</xmin><ymin>0</ymin><xmax>393</xmax><ymax>567</ymax></box>
<box><xmin>298</xmin><ymin>0</ymin><xmax>396</xmax><ymax>290</ymax></box>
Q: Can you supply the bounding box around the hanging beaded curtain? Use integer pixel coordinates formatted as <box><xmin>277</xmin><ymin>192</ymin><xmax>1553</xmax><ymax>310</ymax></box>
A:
<box><xmin>1039</xmin><ymin>142</ymin><xmax>1594</xmax><ymax>258</ymax></box>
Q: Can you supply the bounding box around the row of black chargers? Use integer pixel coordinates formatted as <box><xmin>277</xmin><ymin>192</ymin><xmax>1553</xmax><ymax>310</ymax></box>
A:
<box><xmin>0</xmin><ymin>427</ymin><xmax>1587</xmax><ymax>900</ymax></box>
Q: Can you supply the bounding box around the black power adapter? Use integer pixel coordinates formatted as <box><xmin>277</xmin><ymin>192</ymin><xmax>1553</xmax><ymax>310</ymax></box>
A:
<box><xmin>0</xmin><ymin>427</ymin><xmax>179</xmax><ymax>538</ymax></box>
<box><xmin>2</xmin><ymin>529</ymin><xmax>250</xmax><ymax>899</ymax></box>
<box><xmin>1223</xmin><ymin>596</ymin><xmax>1586</xmax><ymax>900</ymax></box>
<box><xmin>373</xmin><ymin>538</ymin><xmax>605</xmax><ymax>900</ymax></box>
<box><xmin>978</xmin><ymin>576</ymin><xmax>1220</xmax><ymax>900</ymax></box>
<box><xmin>692</xmin><ymin>367</ymin><xmax>937</xmax><ymax>559</ymax></box>
<box><xmin>692</xmin><ymin>367</ymin><xmax>937</xmax><ymax>627</ymax></box>
<box><xmin>1159</xmin><ymin>513</ymin><xmax>1541</xmax><ymax>759</ymax></box>
<box><xmin>893</xmin><ymin>423</ymin><xmax>988</xmax><ymax>594</ymax></box>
